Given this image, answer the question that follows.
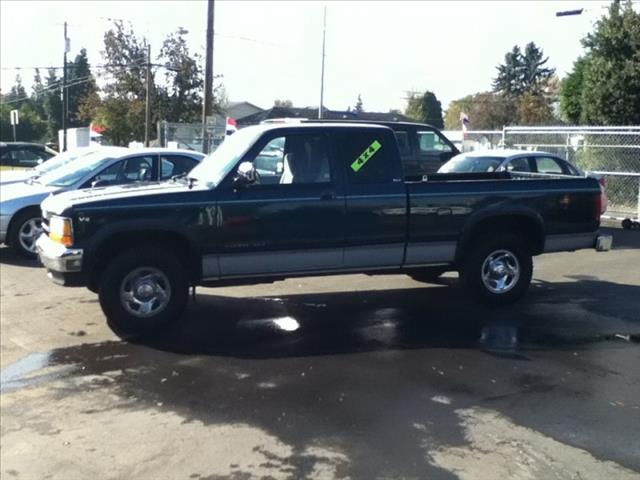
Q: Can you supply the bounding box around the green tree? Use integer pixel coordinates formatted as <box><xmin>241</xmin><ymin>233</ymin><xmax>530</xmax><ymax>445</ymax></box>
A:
<box><xmin>354</xmin><ymin>94</ymin><xmax>364</xmax><ymax>114</ymax></box>
<box><xmin>559</xmin><ymin>57</ymin><xmax>588</xmax><ymax>124</ymax></box>
<box><xmin>444</xmin><ymin>92</ymin><xmax>517</xmax><ymax>130</ymax></box>
<box><xmin>404</xmin><ymin>91</ymin><xmax>443</xmax><ymax>127</ymax></box>
<box><xmin>97</xmin><ymin>20</ymin><xmax>149</xmax><ymax>144</ymax></box>
<box><xmin>493</xmin><ymin>43</ymin><xmax>555</xmax><ymax>97</ymax></box>
<box><xmin>404</xmin><ymin>93</ymin><xmax>422</xmax><ymax>121</ymax></box>
<box><xmin>31</xmin><ymin>69</ymin><xmax>46</xmax><ymax>118</ymax></box>
<box><xmin>273</xmin><ymin>99</ymin><xmax>293</xmax><ymax>107</ymax></box>
<box><xmin>577</xmin><ymin>0</ymin><xmax>640</xmax><ymax>125</ymax></box>
<box><xmin>517</xmin><ymin>90</ymin><xmax>554</xmax><ymax>125</ymax></box>
<box><xmin>0</xmin><ymin>102</ymin><xmax>47</xmax><ymax>142</ymax></box>
<box><xmin>43</xmin><ymin>68</ymin><xmax>62</xmax><ymax>143</ymax></box>
<box><xmin>521</xmin><ymin>42</ymin><xmax>555</xmax><ymax>95</ymax></box>
<box><xmin>67</xmin><ymin>48</ymin><xmax>99</xmax><ymax>127</ymax></box>
<box><xmin>493</xmin><ymin>46</ymin><xmax>524</xmax><ymax>96</ymax></box>
<box><xmin>158</xmin><ymin>27</ymin><xmax>203</xmax><ymax>122</ymax></box>
<box><xmin>4</xmin><ymin>75</ymin><xmax>28</xmax><ymax>108</ymax></box>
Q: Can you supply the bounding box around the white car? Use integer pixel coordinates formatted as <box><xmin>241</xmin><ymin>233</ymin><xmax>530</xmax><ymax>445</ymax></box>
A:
<box><xmin>0</xmin><ymin>147</ymin><xmax>204</xmax><ymax>257</ymax></box>
<box><xmin>0</xmin><ymin>146</ymin><xmax>103</xmax><ymax>187</ymax></box>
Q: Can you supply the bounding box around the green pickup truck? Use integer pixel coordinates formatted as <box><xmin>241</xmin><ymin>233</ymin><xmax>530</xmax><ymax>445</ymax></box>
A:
<box><xmin>37</xmin><ymin>123</ymin><xmax>611</xmax><ymax>338</ymax></box>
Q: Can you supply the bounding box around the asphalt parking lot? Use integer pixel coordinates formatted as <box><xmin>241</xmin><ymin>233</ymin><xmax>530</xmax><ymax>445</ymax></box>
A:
<box><xmin>1</xmin><ymin>226</ymin><xmax>639</xmax><ymax>480</ymax></box>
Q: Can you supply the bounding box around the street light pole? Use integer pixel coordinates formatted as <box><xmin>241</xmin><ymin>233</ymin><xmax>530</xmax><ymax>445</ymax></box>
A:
<box><xmin>318</xmin><ymin>6</ymin><xmax>327</xmax><ymax>119</ymax></box>
<box><xmin>62</xmin><ymin>21</ymin><xmax>68</xmax><ymax>151</ymax></box>
<box><xmin>201</xmin><ymin>0</ymin><xmax>215</xmax><ymax>154</ymax></box>
<box><xmin>145</xmin><ymin>43</ymin><xmax>151</xmax><ymax>147</ymax></box>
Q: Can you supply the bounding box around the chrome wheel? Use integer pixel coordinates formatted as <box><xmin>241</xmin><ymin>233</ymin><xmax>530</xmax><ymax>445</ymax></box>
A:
<box><xmin>119</xmin><ymin>267</ymin><xmax>172</xmax><ymax>318</ymax></box>
<box><xmin>18</xmin><ymin>217</ymin><xmax>43</xmax><ymax>254</ymax></box>
<box><xmin>481</xmin><ymin>249</ymin><xmax>520</xmax><ymax>294</ymax></box>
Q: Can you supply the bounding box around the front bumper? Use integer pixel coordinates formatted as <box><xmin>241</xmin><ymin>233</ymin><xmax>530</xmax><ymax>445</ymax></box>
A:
<box><xmin>36</xmin><ymin>233</ymin><xmax>84</xmax><ymax>283</ymax></box>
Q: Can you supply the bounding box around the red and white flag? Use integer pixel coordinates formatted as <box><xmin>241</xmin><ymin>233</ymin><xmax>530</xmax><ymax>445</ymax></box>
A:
<box><xmin>226</xmin><ymin>117</ymin><xmax>238</xmax><ymax>134</ymax></box>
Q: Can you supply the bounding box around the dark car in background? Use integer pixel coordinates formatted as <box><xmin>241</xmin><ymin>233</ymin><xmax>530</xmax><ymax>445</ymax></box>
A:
<box><xmin>0</xmin><ymin>142</ymin><xmax>58</xmax><ymax>169</ymax></box>
<box><xmin>302</xmin><ymin>120</ymin><xmax>460</xmax><ymax>176</ymax></box>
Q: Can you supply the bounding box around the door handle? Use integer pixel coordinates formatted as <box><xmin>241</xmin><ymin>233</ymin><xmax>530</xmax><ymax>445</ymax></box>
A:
<box><xmin>320</xmin><ymin>191</ymin><xmax>336</xmax><ymax>200</ymax></box>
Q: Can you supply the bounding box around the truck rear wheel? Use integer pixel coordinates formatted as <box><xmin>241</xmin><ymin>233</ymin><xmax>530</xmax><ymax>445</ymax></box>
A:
<box><xmin>98</xmin><ymin>247</ymin><xmax>189</xmax><ymax>338</ymax></box>
<box><xmin>460</xmin><ymin>234</ymin><xmax>532</xmax><ymax>306</ymax></box>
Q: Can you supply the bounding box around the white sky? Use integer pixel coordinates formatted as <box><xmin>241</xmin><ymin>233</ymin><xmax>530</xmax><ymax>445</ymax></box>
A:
<box><xmin>0</xmin><ymin>0</ymin><xmax>618</xmax><ymax>113</ymax></box>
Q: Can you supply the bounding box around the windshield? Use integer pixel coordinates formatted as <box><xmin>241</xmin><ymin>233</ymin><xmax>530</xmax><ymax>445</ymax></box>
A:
<box><xmin>34</xmin><ymin>148</ymin><xmax>100</xmax><ymax>176</ymax></box>
<box><xmin>438</xmin><ymin>154</ymin><xmax>505</xmax><ymax>173</ymax></box>
<box><xmin>189</xmin><ymin>127</ymin><xmax>263</xmax><ymax>187</ymax></box>
<box><xmin>38</xmin><ymin>150</ymin><xmax>118</xmax><ymax>187</ymax></box>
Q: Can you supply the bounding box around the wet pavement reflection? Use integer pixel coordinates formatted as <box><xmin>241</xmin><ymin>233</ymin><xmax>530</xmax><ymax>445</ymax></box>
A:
<box><xmin>1</xmin><ymin>273</ymin><xmax>639</xmax><ymax>477</ymax></box>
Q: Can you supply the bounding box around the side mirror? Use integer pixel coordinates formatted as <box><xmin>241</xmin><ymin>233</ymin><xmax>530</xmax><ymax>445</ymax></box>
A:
<box><xmin>276</xmin><ymin>161</ymin><xmax>284</xmax><ymax>175</ymax></box>
<box><xmin>234</xmin><ymin>161</ymin><xmax>258</xmax><ymax>188</ymax></box>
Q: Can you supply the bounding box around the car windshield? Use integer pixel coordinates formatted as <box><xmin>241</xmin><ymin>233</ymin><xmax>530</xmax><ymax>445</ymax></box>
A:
<box><xmin>38</xmin><ymin>150</ymin><xmax>119</xmax><ymax>187</ymax></box>
<box><xmin>438</xmin><ymin>154</ymin><xmax>505</xmax><ymax>173</ymax></box>
<box><xmin>33</xmin><ymin>148</ymin><xmax>100</xmax><ymax>176</ymax></box>
<box><xmin>189</xmin><ymin>127</ymin><xmax>263</xmax><ymax>187</ymax></box>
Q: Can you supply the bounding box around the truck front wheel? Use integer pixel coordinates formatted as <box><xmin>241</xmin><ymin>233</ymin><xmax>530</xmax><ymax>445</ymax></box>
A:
<box><xmin>460</xmin><ymin>234</ymin><xmax>532</xmax><ymax>306</ymax></box>
<box><xmin>98</xmin><ymin>248</ymin><xmax>189</xmax><ymax>338</ymax></box>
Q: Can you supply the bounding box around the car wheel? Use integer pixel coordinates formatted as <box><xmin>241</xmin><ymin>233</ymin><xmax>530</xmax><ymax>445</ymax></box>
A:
<box><xmin>98</xmin><ymin>247</ymin><xmax>189</xmax><ymax>339</ymax></box>
<box><xmin>9</xmin><ymin>209</ymin><xmax>43</xmax><ymax>259</ymax></box>
<box><xmin>460</xmin><ymin>234</ymin><xmax>532</xmax><ymax>306</ymax></box>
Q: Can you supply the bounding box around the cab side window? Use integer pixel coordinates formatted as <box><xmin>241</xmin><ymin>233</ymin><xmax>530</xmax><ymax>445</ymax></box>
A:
<box><xmin>249</xmin><ymin>134</ymin><xmax>331</xmax><ymax>185</ymax></box>
<box><xmin>339</xmin><ymin>131</ymin><xmax>393</xmax><ymax>184</ymax></box>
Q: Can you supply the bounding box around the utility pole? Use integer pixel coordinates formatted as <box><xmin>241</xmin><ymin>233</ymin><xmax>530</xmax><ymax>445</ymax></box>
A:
<box><xmin>201</xmin><ymin>0</ymin><xmax>215</xmax><ymax>154</ymax></box>
<box><xmin>62</xmin><ymin>21</ymin><xmax>68</xmax><ymax>151</ymax></box>
<box><xmin>145</xmin><ymin>44</ymin><xmax>151</xmax><ymax>147</ymax></box>
<box><xmin>318</xmin><ymin>6</ymin><xmax>327</xmax><ymax>119</ymax></box>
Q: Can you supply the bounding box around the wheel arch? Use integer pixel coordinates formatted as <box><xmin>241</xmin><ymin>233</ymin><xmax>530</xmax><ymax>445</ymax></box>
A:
<box><xmin>6</xmin><ymin>205</ymin><xmax>42</xmax><ymax>247</ymax></box>
<box><xmin>455</xmin><ymin>213</ymin><xmax>544</xmax><ymax>263</ymax></box>
<box><xmin>86</xmin><ymin>229</ymin><xmax>201</xmax><ymax>291</ymax></box>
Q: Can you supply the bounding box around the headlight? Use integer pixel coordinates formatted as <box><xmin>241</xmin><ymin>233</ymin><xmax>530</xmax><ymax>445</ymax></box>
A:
<box><xmin>49</xmin><ymin>216</ymin><xmax>74</xmax><ymax>247</ymax></box>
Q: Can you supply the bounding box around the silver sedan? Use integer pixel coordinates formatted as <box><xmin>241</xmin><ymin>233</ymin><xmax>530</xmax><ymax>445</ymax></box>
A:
<box><xmin>0</xmin><ymin>147</ymin><xmax>204</xmax><ymax>257</ymax></box>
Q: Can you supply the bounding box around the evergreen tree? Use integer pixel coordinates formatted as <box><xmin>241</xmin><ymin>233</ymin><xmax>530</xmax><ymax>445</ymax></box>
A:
<box><xmin>31</xmin><ymin>69</ymin><xmax>46</xmax><ymax>117</ymax></box>
<box><xmin>521</xmin><ymin>42</ymin><xmax>555</xmax><ymax>95</ymax></box>
<box><xmin>420</xmin><ymin>91</ymin><xmax>444</xmax><ymax>128</ymax></box>
<box><xmin>354</xmin><ymin>94</ymin><xmax>364</xmax><ymax>114</ymax></box>
<box><xmin>159</xmin><ymin>27</ymin><xmax>203</xmax><ymax>122</ymax></box>
<box><xmin>578</xmin><ymin>0</ymin><xmax>640</xmax><ymax>124</ymax></box>
<box><xmin>43</xmin><ymin>68</ymin><xmax>63</xmax><ymax>143</ymax></box>
<box><xmin>67</xmin><ymin>48</ymin><xmax>99</xmax><ymax>126</ymax></box>
<box><xmin>493</xmin><ymin>46</ymin><xmax>524</xmax><ymax>96</ymax></box>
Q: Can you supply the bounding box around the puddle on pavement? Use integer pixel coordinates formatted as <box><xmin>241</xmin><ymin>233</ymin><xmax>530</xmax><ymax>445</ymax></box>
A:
<box><xmin>0</xmin><ymin>351</ymin><xmax>76</xmax><ymax>393</ymax></box>
<box><xmin>2</xmin><ymin>290</ymin><xmax>638</xmax><ymax>394</ymax></box>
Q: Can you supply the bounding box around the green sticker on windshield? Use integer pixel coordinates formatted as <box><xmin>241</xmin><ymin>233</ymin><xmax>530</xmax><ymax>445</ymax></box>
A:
<box><xmin>351</xmin><ymin>140</ymin><xmax>382</xmax><ymax>172</ymax></box>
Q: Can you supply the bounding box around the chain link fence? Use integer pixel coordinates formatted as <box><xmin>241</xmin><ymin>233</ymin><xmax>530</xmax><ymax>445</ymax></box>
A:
<box><xmin>502</xmin><ymin>126</ymin><xmax>640</xmax><ymax>221</ymax></box>
<box><xmin>158</xmin><ymin>118</ymin><xmax>226</xmax><ymax>153</ymax></box>
<box><xmin>463</xmin><ymin>130</ymin><xmax>503</xmax><ymax>150</ymax></box>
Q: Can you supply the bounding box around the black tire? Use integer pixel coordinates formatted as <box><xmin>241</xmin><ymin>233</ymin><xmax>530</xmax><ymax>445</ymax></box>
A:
<box><xmin>460</xmin><ymin>234</ymin><xmax>533</xmax><ymax>306</ymax></box>
<box><xmin>98</xmin><ymin>247</ymin><xmax>189</xmax><ymax>339</ymax></box>
<box><xmin>409</xmin><ymin>267</ymin><xmax>447</xmax><ymax>284</ymax></box>
<box><xmin>8</xmin><ymin>209</ymin><xmax>43</xmax><ymax>259</ymax></box>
